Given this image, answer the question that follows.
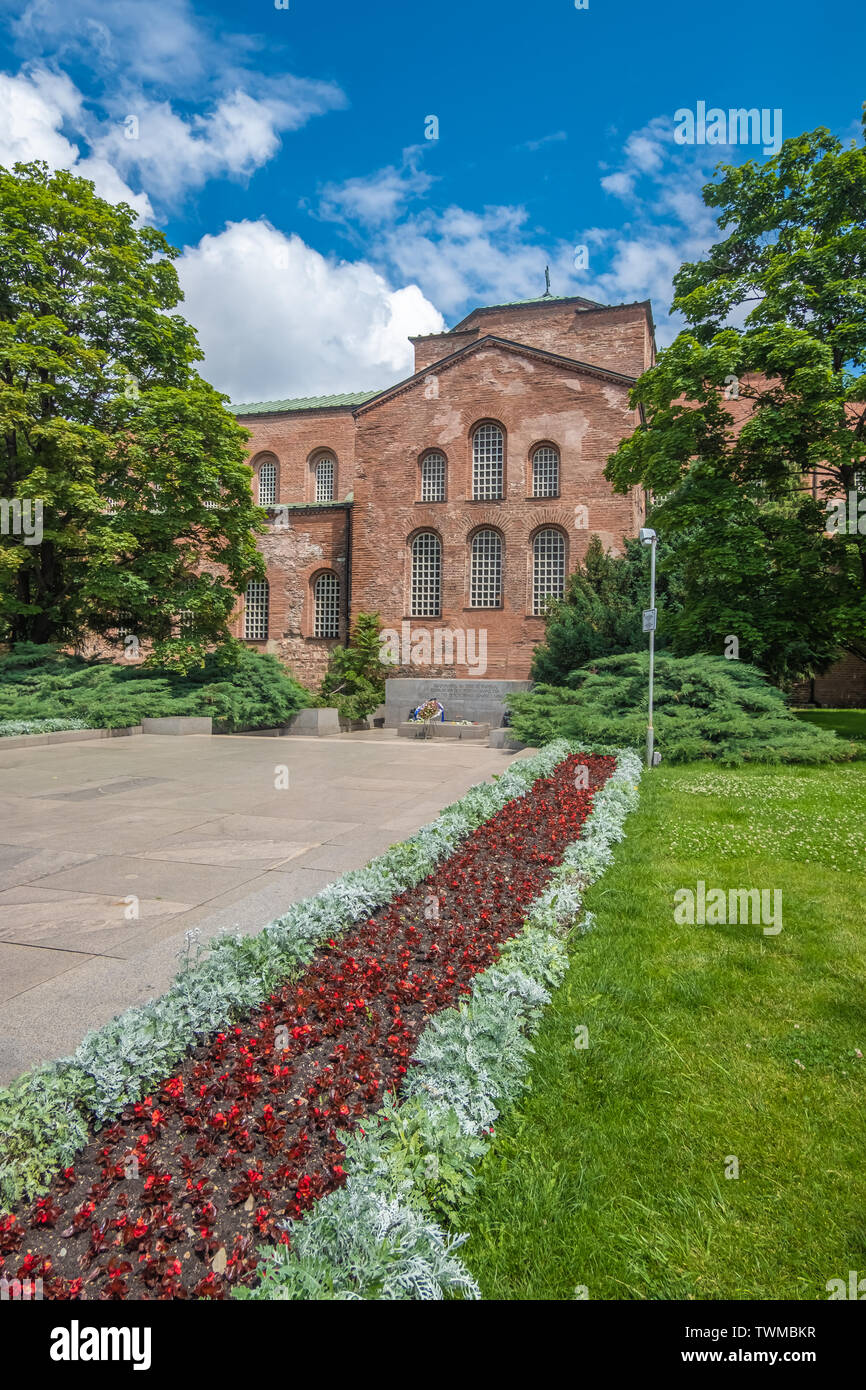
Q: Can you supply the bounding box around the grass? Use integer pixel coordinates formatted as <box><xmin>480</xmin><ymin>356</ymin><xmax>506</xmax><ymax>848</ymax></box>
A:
<box><xmin>457</xmin><ymin>760</ymin><xmax>866</xmax><ymax>1300</ymax></box>
<box><xmin>793</xmin><ymin>708</ymin><xmax>866</xmax><ymax>742</ymax></box>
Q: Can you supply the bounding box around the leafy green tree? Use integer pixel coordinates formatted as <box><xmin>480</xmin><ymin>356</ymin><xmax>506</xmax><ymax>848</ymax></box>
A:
<box><xmin>0</xmin><ymin>162</ymin><xmax>264</xmax><ymax>667</ymax></box>
<box><xmin>606</xmin><ymin>117</ymin><xmax>866</xmax><ymax>684</ymax></box>
<box><xmin>530</xmin><ymin>534</ymin><xmax>678</xmax><ymax>684</ymax></box>
<box><xmin>320</xmin><ymin>612</ymin><xmax>387</xmax><ymax>721</ymax></box>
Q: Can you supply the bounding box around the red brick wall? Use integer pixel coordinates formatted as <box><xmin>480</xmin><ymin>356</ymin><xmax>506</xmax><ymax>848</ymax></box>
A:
<box><xmin>790</xmin><ymin>654</ymin><xmax>866</xmax><ymax>707</ymax></box>
<box><xmin>229</xmin><ymin>302</ymin><xmax>655</xmax><ymax>685</ymax></box>
<box><xmin>350</xmin><ymin>341</ymin><xmax>645</xmax><ymax>680</ymax></box>
<box><xmin>229</xmin><ymin>506</ymin><xmax>349</xmax><ymax>689</ymax></box>
<box><xmin>410</xmin><ymin>330</ymin><xmax>478</xmax><ymax>373</ymax></box>
<box><xmin>238</xmin><ymin>409</ymin><xmax>358</xmax><ymax>504</ymax></box>
<box><xmin>432</xmin><ymin>301</ymin><xmax>652</xmax><ymax>377</ymax></box>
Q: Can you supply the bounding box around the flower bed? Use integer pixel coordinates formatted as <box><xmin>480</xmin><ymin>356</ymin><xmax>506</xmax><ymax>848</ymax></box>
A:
<box><xmin>0</xmin><ymin>742</ymin><xmax>641</xmax><ymax>1300</ymax></box>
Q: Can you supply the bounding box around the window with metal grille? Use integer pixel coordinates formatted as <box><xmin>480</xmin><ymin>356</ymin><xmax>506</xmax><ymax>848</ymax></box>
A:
<box><xmin>258</xmin><ymin>459</ymin><xmax>277</xmax><ymax>506</ymax></box>
<box><xmin>420</xmin><ymin>452</ymin><xmax>446</xmax><ymax>502</ymax></box>
<box><xmin>532</xmin><ymin>445</ymin><xmax>560</xmax><ymax>498</ymax></box>
<box><xmin>244</xmin><ymin>579</ymin><xmax>269</xmax><ymax>640</ymax></box>
<box><xmin>177</xmin><ymin>608</ymin><xmax>194</xmax><ymax>633</ymax></box>
<box><xmin>313</xmin><ymin>572</ymin><xmax>340</xmax><ymax>638</ymax></box>
<box><xmin>470</xmin><ymin>529</ymin><xmax>502</xmax><ymax>607</ymax></box>
<box><xmin>533</xmin><ymin>529</ymin><xmax>566</xmax><ymax>614</ymax></box>
<box><xmin>472</xmin><ymin>424</ymin><xmax>504</xmax><ymax>500</ymax></box>
<box><xmin>411</xmin><ymin>532</ymin><xmax>441</xmax><ymax>617</ymax></box>
<box><xmin>315</xmin><ymin>456</ymin><xmax>335</xmax><ymax>502</ymax></box>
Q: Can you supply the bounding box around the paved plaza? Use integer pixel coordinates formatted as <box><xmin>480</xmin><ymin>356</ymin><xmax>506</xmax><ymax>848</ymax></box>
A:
<box><xmin>0</xmin><ymin>730</ymin><xmax>523</xmax><ymax>1083</ymax></box>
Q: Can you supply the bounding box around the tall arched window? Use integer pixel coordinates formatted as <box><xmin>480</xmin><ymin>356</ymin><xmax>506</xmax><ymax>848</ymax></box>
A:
<box><xmin>411</xmin><ymin>532</ymin><xmax>442</xmax><ymax>617</ymax></box>
<box><xmin>532</xmin><ymin>445</ymin><xmax>559</xmax><ymax>498</ymax></box>
<box><xmin>258</xmin><ymin>459</ymin><xmax>277</xmax><ymax>506</ymax></box>
<box><xmin>472</xmin><ymin>424</ymin><xmax>504</xmax><ymax>500</ymax></box>
<box><xmin>470</xmin><ymin>530</ymin><xmax>502</xmax><ymax>608</ymax></box>
<box><xmin>532</xmin><ymin>530</ymin><xmax>566</xmax><ymax>614</ymax></box>
<box><xmin>315</xmin><ymin>456</ymin><xmax>335</xmax><ymax>502</ymax></box>
<box><xmin>244</xmin><ymin>579</ymin><xmax>269</xmax><ymax>640</ymax></box>
<box><xmin>313</xmin><ymin>572</ymin><xmax>340</xmax><ymax>638</ymax></box>
<box><xmin>420</xmin><ymin>451</ymin><xmax>446</xmax><ymax>502</ymax></box>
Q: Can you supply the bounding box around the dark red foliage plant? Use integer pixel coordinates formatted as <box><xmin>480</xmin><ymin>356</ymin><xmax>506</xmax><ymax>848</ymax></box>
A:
<box><xmin>0</xmin><ymin>753</ymin><xmax>613</xmax><ymax>1300</ymax></box>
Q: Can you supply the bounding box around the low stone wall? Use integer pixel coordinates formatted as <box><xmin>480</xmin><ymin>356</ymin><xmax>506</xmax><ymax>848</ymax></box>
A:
<box><xmin>284</xmin><ymin>707</ymin><xmax>342</xmax><ymax>736</ymax></box>
<box><xmin>140</xmin><ymin>717</ymin><xmax>213</xmax><ymax>736</ymax></box>
<box><xmin>0</xmin><ymin>726</ymin><xmax>142</xmax><ymax>751</ymax></box>
<box><xmin>385</xmin><ymin>678</ymin><xmax>531</xmax><ymax>729</ymax></box>
<box><xmin>397</xmin><ymin>721</ymin><xmax>490</xmax><ymax>742</ymax></box>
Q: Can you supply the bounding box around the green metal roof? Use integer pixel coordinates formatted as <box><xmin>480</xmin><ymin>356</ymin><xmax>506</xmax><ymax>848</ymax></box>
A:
<box><xmin>233</xmin><ymin>389</ymin><xmax>380</xmax><ymax>416</ymax></box>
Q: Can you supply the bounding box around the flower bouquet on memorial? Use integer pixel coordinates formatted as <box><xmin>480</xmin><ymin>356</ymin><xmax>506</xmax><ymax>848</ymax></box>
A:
<box><xmin>411</xmin><ymin>699</ymin><xmax>444</xmax><ymax>737</ymax></box>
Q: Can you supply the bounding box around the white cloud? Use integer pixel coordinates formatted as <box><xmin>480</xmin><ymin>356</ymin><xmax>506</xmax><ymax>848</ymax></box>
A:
<box><xmin>9</xmin><ymin>0</ymin><xmax>213</xmax><ymax>90</ymax></box>
<box><xmin>177</xmin><ymin>219</ymin><xmax>445</xmax><ymax>403</ymax></box>
<box><xmin>600</xmin><ymin>170</ymin><xmax>636</xmax><ymax>198</ymax></box>
<box><xmin>374</xmin><ymin>204</ymin><xmax>579</xmax><ymax>315</ymax></box>
<box><xmin>0</xmin><ymin>66</ymin><xmax>153</xmax><ymax>218</ymax></box>
<box><xmin>93</xmin><ymin>82</ymin><xmax>344</xmax><ymax>205</ymax></box>
<box><xmin>317</xmin><ymin>149</ymin><xmax>435</xmax><ymax>227</ymax></box>
<box><xmin>518</xmin><ymin>130</ymin><xmax>568</xmax><ymax>152</ymax></box>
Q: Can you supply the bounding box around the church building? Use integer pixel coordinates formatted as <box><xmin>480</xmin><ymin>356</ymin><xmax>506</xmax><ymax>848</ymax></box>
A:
<box><xmin>231</xmin><ymin>293</ymin><xmax>655</xmax><ymax>687</ymax></box>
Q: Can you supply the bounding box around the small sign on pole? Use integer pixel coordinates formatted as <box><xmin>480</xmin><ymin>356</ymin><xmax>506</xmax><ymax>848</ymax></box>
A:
<box><xmin>642</xmin><ymin>608</ymin><xmax>657</xmax><ymax>633</ymax></box>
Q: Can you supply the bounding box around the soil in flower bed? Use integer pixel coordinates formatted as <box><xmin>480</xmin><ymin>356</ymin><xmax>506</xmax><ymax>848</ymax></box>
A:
<box><xmin>0</xmin><ymin>753</ymin><xmax>614</xmax><ymax>1300</ymax></box>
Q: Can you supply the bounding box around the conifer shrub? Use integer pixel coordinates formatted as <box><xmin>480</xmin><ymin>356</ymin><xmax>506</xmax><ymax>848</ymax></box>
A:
<box><xmin>507</xmin><ymin>654</ymin><xmax>857</xmax><ymax>765</ymax></box>
<box><xmin>0</xmin><ymin>642</ymin><xmax>309</xmax><ymax>733</ymax></box>
<box><xmin>319</xmin><ymin>612</ymin><xmax>387</xmax><ymax>721</ymax></box>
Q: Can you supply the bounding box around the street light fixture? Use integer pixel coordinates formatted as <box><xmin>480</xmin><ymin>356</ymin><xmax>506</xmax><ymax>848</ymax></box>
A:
<box><xmin>639</xmin><ymin>527</ymin><xmax>658</xmax><ymax>769</ymax></box>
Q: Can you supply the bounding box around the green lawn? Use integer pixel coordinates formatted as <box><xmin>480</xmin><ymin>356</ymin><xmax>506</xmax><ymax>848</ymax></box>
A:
<box><xmin>793</xmin><ymin>708</ymin><xmax>866</xmax><ymax>742</ymax></box>
<box><xmin>458</xmin><ymin>761</ymin><xmax>866</xmax><ymax>1300</ymax></box>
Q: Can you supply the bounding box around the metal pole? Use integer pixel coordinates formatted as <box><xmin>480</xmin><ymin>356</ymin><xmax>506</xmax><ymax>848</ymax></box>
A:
<box><xmin>646</xmin><ymin>536</ymin><xmax>656</xmax><ymax>769</ymax></box>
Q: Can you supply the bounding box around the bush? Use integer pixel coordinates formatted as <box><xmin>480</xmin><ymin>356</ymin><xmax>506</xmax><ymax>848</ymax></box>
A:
<box><xmin>0</xmin><ymin>642</ymin><xmax>309</xmax><ymax>733</ymax></box>
<box><xmin>0</xmin><ymin>718</ymin><xmax>89</xmax><ymax>737</ymax></box>
<box><xmin>319</xmin><ymin>612</ymin><xmax>386</xmax><ymax>722</ymax></box>
<box><xmin>508</xmin><ymin>654</ymin><xmax>858</xmax><ymax>765</ymax></box>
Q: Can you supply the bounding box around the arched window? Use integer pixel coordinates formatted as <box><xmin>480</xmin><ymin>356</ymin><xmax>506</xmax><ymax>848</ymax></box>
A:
<box><xmin>532</xmin><ymin>445</ymin><xmax>559</xmax><ymax>498</ymax></box>
<box><xmin>470</xmin><ymin>529</ymin><xmax>502</xmax><ymax>608</ymax></box>
<box><xmin>244</xmin><ymin>579</ymin><xmax>269</xmax><ymax>640</ymax></box>
<box><xmin>313</xmin><ymin>572</ymin><xmax>340</xmax><ymax>638</ymax></box>
<box><xmin>532</xmin><ymin>530</ymin><xmax>566</xmax><ymax>614</ymax></box>
<box><xmin>472</xmin><ymin>424</ymin><xmax>504</xmax><ymax>500</ymax></box>
<box><xmin>420</xmin><ymin>451</ymin><xmax>446</xmax><ymax>502</ymax></box>
<box><xmin>315</xmin><ymin>456</ymin><xmax>335</xmax><ymax>502</ymax></box>
<box><xmin>258</xmin><ymin>459</ymin><xmax>277</xmax><ymax>506</ymax></box>
<box><xmin>411</xmin><ymin>532</ymin><xmax>442</xmax><ymax>617</ymax></box>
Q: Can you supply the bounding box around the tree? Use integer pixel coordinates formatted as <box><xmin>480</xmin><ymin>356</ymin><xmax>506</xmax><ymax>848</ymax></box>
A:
<box><xmin>605</xmin><ymin>117</ymin><xmax>866</xmax><ymax>684</ymax></box>
<box><xmin>0</xmin><ymin>162</ymin><xmax>264</xmax><ymax>667</ymax></box>
<box><xmin>530</xmin><ymin>533</ymin><xmax>678</xmax><ymax>684</ymax></box>
<box><xmin>320</xmin><ymin>612</ymin><xmax>387</xmax><ymax>721</ymax></box>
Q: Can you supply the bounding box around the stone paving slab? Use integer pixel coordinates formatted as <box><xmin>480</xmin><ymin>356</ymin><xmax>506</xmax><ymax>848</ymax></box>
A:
<box><xmin>0</xmin><ymin>731</ymin><xmax>525</xmax><ymax>1082</ymax></box>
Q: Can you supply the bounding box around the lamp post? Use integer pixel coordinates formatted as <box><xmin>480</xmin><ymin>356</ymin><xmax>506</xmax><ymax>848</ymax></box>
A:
<box><xmin>639</xmin><ymin>527</ymin><xmax>657</xmax><ymax>769</ymax></box>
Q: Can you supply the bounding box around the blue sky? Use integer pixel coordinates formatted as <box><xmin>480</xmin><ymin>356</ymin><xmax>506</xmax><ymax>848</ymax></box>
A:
<box><xmin>1</xmin><ymin>0</ymin><xmax>863</xmax><ymax>402</ymax></box>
